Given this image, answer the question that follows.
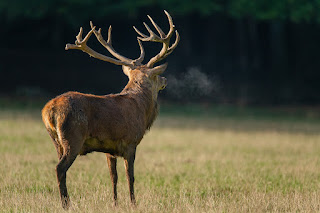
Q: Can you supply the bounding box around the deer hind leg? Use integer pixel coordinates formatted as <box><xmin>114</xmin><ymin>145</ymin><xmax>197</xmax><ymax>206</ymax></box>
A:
<box><xmin>106</xmin><ymin>155</ymin><xmax>118</xmax><ymax>206</ymax></box>
<box><xmin>55</xmin><ymin>136</ymin><xmax>83</xmax><ymax>210</ymax></box>
<box><xmin>47</xmin><ymin>130</ymin><xmax>64</xmax><ymax>160</ymax></box>
<box><xmin>54</xmin><ymin>142</ymin><xmax>64</xmax><ymax>160</ymax></box>
<box><xmin>124</xmin><ymin>148</ymin><xmax>136</xmax><ymax>205</ymax></box>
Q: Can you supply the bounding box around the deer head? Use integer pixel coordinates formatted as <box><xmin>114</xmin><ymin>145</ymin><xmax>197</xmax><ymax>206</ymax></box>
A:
<box><xmin>65</xmin><ymin>10</ymin><xmax>179</xmax><ymax>99</ymax></box>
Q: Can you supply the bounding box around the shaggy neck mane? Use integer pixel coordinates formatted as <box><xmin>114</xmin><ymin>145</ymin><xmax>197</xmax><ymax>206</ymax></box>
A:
<box><xmin>121</xmin><ymin>80</ymin><xmax>159</xmax><ymax>130</ymax></box>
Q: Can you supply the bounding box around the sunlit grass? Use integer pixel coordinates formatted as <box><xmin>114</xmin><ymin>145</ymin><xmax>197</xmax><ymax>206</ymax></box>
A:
<box><xmin>0</xmin><ymin>103</ymin><xmax>320</xmax><ymax>212</ymax></box>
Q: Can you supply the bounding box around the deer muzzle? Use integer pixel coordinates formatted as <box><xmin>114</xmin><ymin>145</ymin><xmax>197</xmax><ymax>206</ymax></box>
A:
<box><xmin>160</xmin><ymin>77</ymin><xmax>167</xmax><ymax>90</ymax></box>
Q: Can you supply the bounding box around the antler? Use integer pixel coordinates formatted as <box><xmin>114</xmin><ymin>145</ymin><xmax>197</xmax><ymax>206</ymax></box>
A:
<box><xmin>65</xmin><ymin>22</ymin><xmax>145</xmax><ymax>69</ymax></box>
<box><xmin>133</xmin><ymin>10</ymin><xmax>180</xmax><ymax>68</ymax></box>
<box><xmin>65</xmin><ymin>11</ymin><xmax>179</xmax><ymax>69</ymax></box>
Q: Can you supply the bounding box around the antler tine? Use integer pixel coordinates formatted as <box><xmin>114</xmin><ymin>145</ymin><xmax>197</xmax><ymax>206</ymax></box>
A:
<box><xmin>82</xmin><ymin>27</ymin><xmax>96</xmax><ymax>44</ymax></box>
<box><xmin>147</xmin><ymin>15</ymin><xmax>166</xmax><ymax>38</ymax></box>
<box><xmin>133</xmin><ymin>19</ymin><xmax>164</xmax><ymax>42</ymax></box>
<box><xmin>164</xmin><ymin>10</ymin><xmax>175</xmax><ymax>39</ymax></box>
<box><xmin>132</xmin><ymin>39</ymin><xmax>145</xmax><ymax>65</ymax></box>
<box><xmin>107</xmin><ymin>25</ymin><xmax>112</xmax><ymax>44</ymax></box>
<box><xmin>133</xmin><ymin>26</ymin><xmax>148</xmax><ymax>39</ymax></box>
<box><xmin>75</xmin><ymin>27</ymin><xmax>84</xmax><ymax>43</ymax></box>
<box><xmin>142</xmin><ymin>22</ymin><xmax>161</xmax><ymax>41</ymax></box>
<box><xmin>164</xmin><ymin>30</ymin><xmax>180</xmax><ymax>57</ymax></box>
<box><xmin>90</xmin><ymin>21</ymin><xmax>135</xmax><ymax>65</ymax></box>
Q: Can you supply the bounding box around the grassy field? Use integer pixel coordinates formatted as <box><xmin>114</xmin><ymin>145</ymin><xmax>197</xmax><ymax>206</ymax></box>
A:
<box><xmin>0</xmin><ymin>101</ymin><xmax>320</xmax><ymax>212</ymax></box>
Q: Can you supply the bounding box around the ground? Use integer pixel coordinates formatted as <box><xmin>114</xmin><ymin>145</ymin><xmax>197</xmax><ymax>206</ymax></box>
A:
<box><xmin>0</xmin><ymin>101</ymin><xmax>320</xmax><ymax>212</ymax></box>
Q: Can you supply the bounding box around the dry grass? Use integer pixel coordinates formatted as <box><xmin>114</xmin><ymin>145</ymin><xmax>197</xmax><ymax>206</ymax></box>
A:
<box><xmin>0</xmin><ymin>104</ymin><xmax>320</xmax><ymax>212</ymax></box>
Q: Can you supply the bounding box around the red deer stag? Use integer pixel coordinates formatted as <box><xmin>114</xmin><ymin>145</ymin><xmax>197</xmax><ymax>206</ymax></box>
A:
<box><xmin>42</xmin><ymin>10</ymin><xmax>179</xmax><ymax>209</ymax></box>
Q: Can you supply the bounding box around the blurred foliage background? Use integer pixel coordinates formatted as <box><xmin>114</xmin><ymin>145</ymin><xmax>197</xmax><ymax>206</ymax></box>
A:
<box><xmin>1</xmin><ymin>0</ymin><xmax>320</xmax><ymax>105</ymax></box>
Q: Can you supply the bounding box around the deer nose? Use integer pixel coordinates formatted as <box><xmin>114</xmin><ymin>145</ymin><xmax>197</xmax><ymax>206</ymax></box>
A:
<box><xmin>160</xmin><ymin>77</ymin><xmax>167</xmax><ymax>90</ymax></box>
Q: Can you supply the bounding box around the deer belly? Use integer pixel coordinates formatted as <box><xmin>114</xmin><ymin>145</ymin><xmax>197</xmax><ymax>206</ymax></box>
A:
<box><xmin>79</xmin><ymin>137</ymin><xmax>120</xmax><ymax>156</ymax></box>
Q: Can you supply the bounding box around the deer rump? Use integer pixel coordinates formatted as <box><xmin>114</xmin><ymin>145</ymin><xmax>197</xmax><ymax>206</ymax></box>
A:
<box><xmin>43</xmin><ymin>91</ymin><xmax>157</xmax><ymax>157</ymax></box>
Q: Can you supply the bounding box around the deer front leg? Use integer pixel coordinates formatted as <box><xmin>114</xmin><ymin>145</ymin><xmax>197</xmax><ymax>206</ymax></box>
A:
<box><xmin>106</xmin><ymin>155</ymin><xmax>118</xmax><ymax>206</ymax></box>
<box><xmin>124</xmin><ymin>148</ymin><xmax>136</xmax><ymax>205</ymax></box>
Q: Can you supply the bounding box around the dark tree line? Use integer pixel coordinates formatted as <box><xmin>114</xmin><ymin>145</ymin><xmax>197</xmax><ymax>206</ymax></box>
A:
<box><xmin>1</xmin><ymin>1</ymin><xmax>320</xmax><ymax>105</ymax></box>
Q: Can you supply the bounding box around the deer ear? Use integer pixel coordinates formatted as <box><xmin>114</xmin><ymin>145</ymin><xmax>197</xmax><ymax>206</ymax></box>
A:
<box><xmin>148</xmin><ymin>63</ymin><xmax>168</xmax><ymax>77</ymax></box>
<box><xmin>122</xmin><ymin>65</ymin><xmax>132</xmax><ymax>77</ymax></box>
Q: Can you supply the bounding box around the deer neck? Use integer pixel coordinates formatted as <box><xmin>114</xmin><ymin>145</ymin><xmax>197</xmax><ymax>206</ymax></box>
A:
<box><xmin>121</xmin><ymin>81</ymin><xmax>159</xmax><ymax>130</ymax></box>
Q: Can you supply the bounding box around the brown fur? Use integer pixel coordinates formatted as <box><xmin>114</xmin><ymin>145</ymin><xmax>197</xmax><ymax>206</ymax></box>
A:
<box><xmin>42</xmin><ymin>65</ymin><xmax>167</xmax><ymax>209</ymax></box>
